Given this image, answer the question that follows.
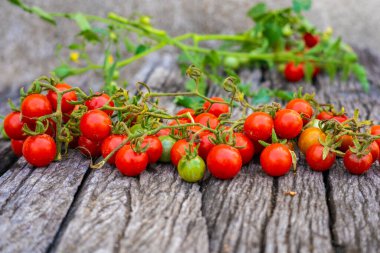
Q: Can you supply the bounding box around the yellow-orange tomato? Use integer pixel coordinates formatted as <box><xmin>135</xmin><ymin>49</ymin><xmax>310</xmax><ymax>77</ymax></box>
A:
<box><xmin>298</xmin><ymin>127</ymin><xmax>326</xmax><ymax>154</ymax></box>
<box><xmin>338</xmin><ymin>134</ymin><xmax>354</xmax><ymax>152</ymax></box>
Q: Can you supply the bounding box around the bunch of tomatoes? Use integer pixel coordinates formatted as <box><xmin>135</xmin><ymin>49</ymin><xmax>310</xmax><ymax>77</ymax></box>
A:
<box><xmin>2</xmin><ymin>74</ymin><xmax>379</xmax><ymax>183</ymax></box>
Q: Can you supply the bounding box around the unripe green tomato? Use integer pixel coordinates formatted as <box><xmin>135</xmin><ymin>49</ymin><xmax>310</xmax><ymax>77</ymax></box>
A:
<box><xmin>112</xmin><ymin>70</ymin><xmax>120</xmax><ymax>80</ymax></box>
<box><xmin>223</xmin><ymin>56</ymin><xmax>240</xmax><ymax>69</ymax></box>
<box><xmin>177</xmin><ymin>155</ymin><xmax>205</xmax><ymax>183</ymax></box>
<box><xmin>140</xmin><ymin>16</ymin><xmax>151</xmax><ymax>25</ymax></box>
<box><xmin>277</xmin><ymin>63</ymin><xmax>286</xmax><ymax>72</ymax></box>
<box><xmin>282</xmin><ymin>24</ymin><xmax>293</xmax><ymax>37</ymax></box>
<box><xmin>159</xmin><ymin>135</ymin><xmax>176</xmax><ymax>162</ymax></box>
<box><xmin>110</xmin><ymin>32</ymin><xmax>118</xmax><ymax>42</ymax></box>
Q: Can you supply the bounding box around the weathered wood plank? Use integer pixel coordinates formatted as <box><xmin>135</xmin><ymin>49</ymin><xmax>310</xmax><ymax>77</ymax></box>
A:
<box><xmin>0</xmin><ymin>141</ymin><xmax>18</xmax><ymax>177</ymax></box>
<box><xmin>0</xmin><ymin>151</ymin><xmax>89</xmax><ymax>253</ymax></box>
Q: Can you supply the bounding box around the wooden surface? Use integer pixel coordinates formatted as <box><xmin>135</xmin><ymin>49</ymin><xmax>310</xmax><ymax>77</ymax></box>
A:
<box><xmin>1</xmin><ymin>50</ymin><xmax>380</xmax><ymax>253</ymax></box>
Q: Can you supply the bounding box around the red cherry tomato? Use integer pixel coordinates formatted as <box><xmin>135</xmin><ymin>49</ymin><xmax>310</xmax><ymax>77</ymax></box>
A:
<box><xmin>142</xmin><ymin>135</ymin><xmax>163</xmax><ymax>163</ymax></box>
<box><xmin>203</xmin><ymin>97</ymin><xmax>229</xmax><ymax>117</ymax></box>
<box><xmin>298</xmin><ymin>127</ymin><xmax>326</xmax><ymax>154</ymax></box>
<box><xmin>21</xmin><ymin>94</ymin><xmax>53</xmax><ymax>125</ymax></box>
<box><xmin>284</xmin><ymin>62</ymin><xmax>304</xmax><ymax>82</ymax></box>
<box><xmin>170</xmin><ymin>139</ymin><xmax>196</xmax><ymax>166</ymax></box>
<box><xmin>78</xmin><ymin>136</ymin><xmax>101</xmax><ymax>157</ymax></box>
<box><xmin>370</xmin><ymin>125</ymin><xmax>380</xmax><ymax>148</ymax></box>
<box><xmin>332</xmin><ymin>115</ymin><xmax>348</xmax><ymax>123</ymax></box>
<box><xmin>285</xmin><ymin>98</ymin><xmax>313</xmax><ymax>125</ymax></box>
<box><xmin>260</xmin><ymin>143</ymin><xmax>292</xmax><ymax>177</ymax></box>
<box><xmin>274</xmin><ymin>109</ymin><xmax>303</xmax><ymax>139</ymax></box>
<box><xmin>207</xmin><ymin>144</ymin><xmax>242</xmax><ymax>179</ymax></box>
<box><xmin>101</xmin><ymin>135</ymin><xmax>128</xmax><ymax>164</ymax></box>
<box><xmin>22</xmin><ymin>134</ymin><xmax>56</xmax><ymax>167</ymax></box>
<box><xmin>11</xmin><ymin>139</ymin><xmax>24</xmax><ymax>157</ymax></box>
<box><xmin>253</xmin><ymin>140</ymin><xmax>266</xmax><ymax>155</ymax></box>
<box><xmin>155</xmin><ymin>128</ymin><xmax>171</xmax><ymax>137</ymax></box>
<box><xmin>80</xmin><ymin>109</ymin><xmax>112</xmax><ymax>141</ymax></box>
<box><xmin>233</xmin><ymin>133</ymin><xmax>254</xmax><ymax>165</ymax></box>
<box><xmin>115</xmin><ymin>144</ymin><xmax>149</xmax><ymax>176</ymax></box>
<box><xmin>85</xmin><ymin>93</ymin><xmax>114</xmax><ymax>116</ymax></box>
<box><xmin>368</xmin><ymin>141</ymin><xmax>379</xmax><ymax>163</ymax></box>
<box><xmin>244</xmin><ymin>112</ymin><xmax>274</xmax><ymax>141</ymax></box>
<box><xmin>3</xmin><ymin>112</ymin><xmax>26</xmax><ymax>140</ymax></box>
<box><xmin>194</xmin><ymin>113</ymin><xmax>219</xmax><ymax>129</ymax></box>
<box><xmin>303</xmin><ymin>33</ymin><xmax>320</xmax><ymax>48</ymax></box>
<box><xmin>343</xmin><ymin>150</ymin><xmax>372</xmax><ymax>175</ymax></box>
<box><xmin>198</xmin><ymin>133</ymin><xmax>216</xmax><ymax>160</ymax></box>
<box><xmin>316</xmin><ymin>111</ymin><xmax>334</xmax><ymax>120</ymax></box>
<box><xmin>176</xmin><ymin>108</ymin><xmax>195</xmax><ymax>123</ymax></box>
<box><xmin>306</xmin><ymin>144</ymin><xmax>336</xmax><ymax>172</ymax></box>
<box><xmin>47</xmin><ymin>83</ymin><xmax>77</xmax><ymax>113</ymax></box>
<box><xmin>338</xmin><ymin>135</ymin><xmax>354</xmax><ymax>152</ymax></box>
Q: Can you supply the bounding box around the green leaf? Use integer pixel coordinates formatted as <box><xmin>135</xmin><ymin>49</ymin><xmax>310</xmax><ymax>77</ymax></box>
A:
<box><xmin>292</xmin><ymin>0</ymin><xmax>312</xmax><ymax>13</ymax></box>
<box><xmin>30</xmin><ymin>6</ymin><xmax>56</xmax><ymax>24</ymax></box>
<box><xmin>352</xmin><ymin>64</ymin><xmax>369</xmax><ymax>92</ymax></box>
<box><xmin>73</xmin><ymin>13</ymin><xmax>91</xmax><ymax>31</ymax></box>
<box><xmin>174</xmin><ymin>96</ymin><xmax>203</xmax><ymax>110</ymax></box>
<box><xmin>273</xmin><ymin>90</ymin><xmax>294</xmax><ymax>101</ymax></box>
<box><xmin>135</xmin><ymin>44</ymin><xmax>149</xmax><ymax>55</ymax></box>
<box><xmin>124</xmin><ymin>37</ymin><xmax>136</xmax><ymax>52</ymax></box>
<box><xmin>53</xmin><ymin>65</ymin><xmax>73</xmax><ymax>79</ymax></box>
<box><xmin>252</xmin><ymin>88</ymin><xmax>271</xmax><ymax>105</ymax></box>
<box><xmin>304</xmin><ymin>61</ymin><xmax>314</xmax><ymax>82</ymax></box>
<box><xmin>78</xmin><ymin>30</ymin><xmax>100</xmax><ymax>42</ymax></box>
<box><xmin>247</xmin><ymin>3</ymin><xmax>267</xmax><ymax>21</ymax></box>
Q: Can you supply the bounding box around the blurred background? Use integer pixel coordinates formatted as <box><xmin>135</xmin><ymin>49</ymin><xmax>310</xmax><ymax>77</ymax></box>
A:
<box><xmin>1</xmin><ymin>0</ymin><xmax>379</xmax><ymax>89</ymax></box>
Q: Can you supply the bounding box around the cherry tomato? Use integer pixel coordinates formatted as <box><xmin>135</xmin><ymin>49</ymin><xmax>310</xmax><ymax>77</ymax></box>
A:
<box><xmin>284</xmin><ymin>62</ymin><xmax>304</xmax><ymax>82</ymax></box>
<box><xmin>233</xmin><ymin>133</ymin><xmax>254</xmax><ymax>165</ymax></box>
<box><xmin>316</xmin><ymin>111</ymin><xmax>334</xmax><ymax>121</ymax></box>
<box><xmin>155</xmin><ymin>128</ymin><xmax>171</xmax><ymax>137</ymax></box>
<box><xmin>176</xmin><ymin>108</ymin><xmax>195</xmax><ymax>123</ymax></box>
<box><xmin>338</xmin><ymin>135</ymin><xmax>354</xmax><ymax>152</ymax></box>
<box><xmin>332</xmin><ymin>115</ymin><xmax>348</xmax><ymax>123</ymax></box>
<box><xmin>78</xmin><ymin>136</ymin><xmax>101</xmax><ymax>157</ymax></box>
<box><xmin>115</xmin><ymin>145</ymin><xmax>149</xmax><ymax>176</ymax></box>
<box><xmin>85</xmin><ymin>93</ymin><xmax>114</xmax><ymax>116</ymax></box>
<box><xmin>80</xmin><ymin>109</ymin><xmax>112</xmax><ymax>141</ymax></box>
<box><xmin>198</xmin><ymin>133</ymin><xmax>216</xmax><ymax>160</ymax></box>
<box><xmin>368</xmin><ymin>141</ymin><xmax>379</xmax><ymax>163</ymax></box>
<box><xmin>159</xmin><ymin>135</ymin><xmax>176</xmax><ymax>162</ymax></box>
<box><xmin>253</xmin><ymin>140</ymin><xmax>266</xmax><ymax>155</ymax></box>
<box><xmin>244</xmin><ymin>112</ymin><xmax>274</xmax><ymax>141</ymax></box>
<box><xmin>260</xmin><ymin>143</ymin><xmax>292</xmax><ymax>177</ymax></box>
<box><xmin>298</xmin><ymin>127</ymin><xmax>326</xmax><ymax>154</ymax></box>
<box><xmin>303</xmin><ymin>33</ymin><xmax>320</xmax><ymax>48</ymax></box>
<box><xmin>21</xmin><ymin>94</ymin><xmax>53</xmax><ymax>125</ymax></box>
<box><xmin>207</xmin><ymin>144</ymin><xmax>242</xmax><ymax>180</ymax></box>
<box><xmin>194</xmin><ymin>113</ymin><xmax>219</xmax><ymax>129</ymax></box>
<box><xmin>274</xmin><ymin>109</ymin><xmax>303</xmax><ymax>139</ymax></box>
<box><xmin>46</xmin><ymin>83</ymin><xmax>77</xmax><ymax>113</ymax></box>
<box><xmin>22</xmin><ymin>134</ymin><xmax>56</xmax><ymax>167</ymax></box>
<box><xmin>142</xmin><ymin>135</ymin><xmax>163</xmax><ymax>163</ymax></box>
<box><xmin>285</xmin><ymin>98</ymin><xmax>313</xmax><ymax>125</ymax></box>
<box><xmin>203</xmin><ymin>97</ymin><xmax>229</xmax><ymax>117</ymax></box>
<box><xmin>101</xmin><ymin>135</ymin><xmax>128</xmax><ymax>164</ymax></box>
<box><xmin>370</xmin><ymin>125</ymin><xmax>380</xmax><ymax>147</ymax></box>
<box><xmin>306</xmin><ymin>144</ymin><xmax>336</xmax><ymax>172</ymax></box>
<box><xmin>11</xmin><ymin>139</ymin><xmax>24</xmax><ymax>157</ymax></box>
<box><xmin>170</xmin><ymin>139</ymin><xmax>196</xmax><ymax>166</ymax></box>
<box><xmin>177</xmin><ymin>155</ymin><xmax>206</xmax><ymax>183</ymax></box>
<box><xmin>343</xmin><ymin>150</ymin><xmax>372</xmax><ymax>175</ymax></box>
<box><xmin>3</xmin><ymin>112</ymin><xmax>26</xmax><ymax>140</ymax></box>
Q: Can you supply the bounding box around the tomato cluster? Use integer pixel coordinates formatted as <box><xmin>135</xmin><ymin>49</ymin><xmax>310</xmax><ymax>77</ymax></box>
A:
<box><xmin>2</xmin><ymin>76</ymin><xmax>380</xmax><ymax>183</ymax></box>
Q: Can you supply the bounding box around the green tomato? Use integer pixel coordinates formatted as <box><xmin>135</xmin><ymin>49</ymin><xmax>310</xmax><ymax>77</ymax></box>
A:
<box><xmin>112</xmin><ymin>70</ymin><xmax>120</xmax><ymax>80</ymax></box>
<box><xmin>177</xmin><ymin>155</ymin><xmax>206</xmax><ymax>183</ymax></box>
<box><xmin>223</xmin><ymin>56</ymin><xmax>240</xmax><ymax>69</ymax></box>
<box><xmin>159</xmin><ymin>135</ymin><xmax>176</xmax><ymax>162</ymax></box>
<box><xmin>140</xmin><ymin>16</ymin><xmax>151</xmax><ymax>26</ymax></box>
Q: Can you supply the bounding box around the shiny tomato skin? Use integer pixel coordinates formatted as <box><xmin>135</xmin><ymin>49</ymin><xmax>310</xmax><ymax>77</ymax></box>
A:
<box><xmin>260</xmin><ymin>143</ymin><xmax>292</xmax><ymax>177</ymax></box>
<box><xmin>207</xmin><ymin>144</ymin><xmax>242</xmax><ymax>180</ymax></box>
<box><xmin>115</xmin><ymin>145</ymin><xmax>149</xmax><ymax>177</ymax></box>
<box><xmin>85</xmin><ymin>93</ymin><xmax>114</xmax><ymax>116</ymax></box>
<box><xmin>142</xmin><ymin>135</ymin><xmax>163</xmax><ymax>163</ymax></box>
<box><xmin>198</xmin><ymin>133</ymin><xmax>216</xmax><ymax>160</ymax></box>
<box><xmin>21</xmin><ymin>94</ymin><xmax>53</xmax><ymax>125</ymax></box>
<box><xmin>177</xmin><ymin>155</ymin><xmax>206</xmax><ymax>183</ymax></box>
<box><xmin>170</xmin><ymin>139</ymin><xmax>196</xmax><ymax>166</ymax></box>
<box><xmin>370</xmin><ymin>125</ymin><xmax>380</xmax><ymax>147</ymax></box>
<box><xmin>298</xmin><ymin>127</ymin><xmax>326</xmax><ymax>154</ymax></box>
<box><xmin>3</xmin><ymin>112</ymin><xmax>26</xmax><ymax>140</ymax></box>
<box><xmin>176</xmin><ymin>108</ymin><xmax>195</xmax><ymax>123</ymax></box>
<box><xmin>253</xmin><ymin>140</ymin><xmax>266</xmax><ymax>155</ymax></box>
<box><xmin>11</xmin><ymin>139</ymin><xmax>24</xmax><ymax>157</ymax></box>
<box><xmin>274</xmin><ymin>109</ymin><xmax>303</xmax><ymax>139</ymax></box>
<box><xmin>303</xmin><ymin>33</ymin><xmax>320</xmax><ymax>48</ymax></box>
<box><xmin>159</xmin><ymin>135</ymin><xmax>176</xmax><ymax>162</ymax></box>
<box><xmin>47</xmin><ymin>83</ymin><xmax>77</xmax><ymax>113</ymax></box>
<box><xmin>155</xmin><ymin>128</ymin><xmax>171</xmax><ymax>137</ymax></box>
<box><xmin>80</xmin><ymin>109</ymin><xmax>112</xmax><ymax>141</ymax></box>
<box><xmin>306</xmin><ymin>144</ymin><xmax>336</xmax><ymax>172</ymax></box>
<box><xmin>338</xmin><ymin>135</ymin><xmax>354</xmax><ymax>152</ymax></box>
<box><xmin>244</xmin><ymin>112</ymin><xmax>274</xmax><ymax>141</ymax></box>
<box><xmin>316</xmin><ymin>111</ymin><xmax>334</xmax><ymax>120</ymax></box>
<box><xmin>78</xmin><ymin>136</ymin><xmax>101</xmax><ymax>157</ymax></box>
<box><xmin>101</xmin><ymin>135</ymin><xmax>128</xmax><ymax>164</ymax></box>
<box><xmin>343</xmin><ymin>150</ymin><xmax>373</xmax><ymax>175</ymax></box>
<box><xmin>332</xmin><ymin>115</ymin><xmax>348</xmax><ymax>123</ymax></box>
<box><xmin>368</xmin><ymin>141</ymin><xmax>379</xmax><ymax>163</ymax></box>
<box><xmin>284</xmin><ymin>62</ymin><xmax>304</xmax><ymax>82</ymax></box>
<box><xmin>233</xmin><ymin>133</ymin><xmax>255</xmax><ymax>165</ymax></box>
<box><xmin>203</xmin><ymin>97</ymin><xmax>229</xmax><ymax>117</ymax></box>
<box><xmin>285</xmin><ymin>98</ymin><xmax>313</xmax><ymax>125</ymax></box>
<box><xmin>22</xmin><ymin>134</ymin><xmax>56</xmax><ymax>167</ymax></box>
<box><xmin>194</xmin><ymin>113</ymin><xmax>219</xmax><ymax>129</ymax></box>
